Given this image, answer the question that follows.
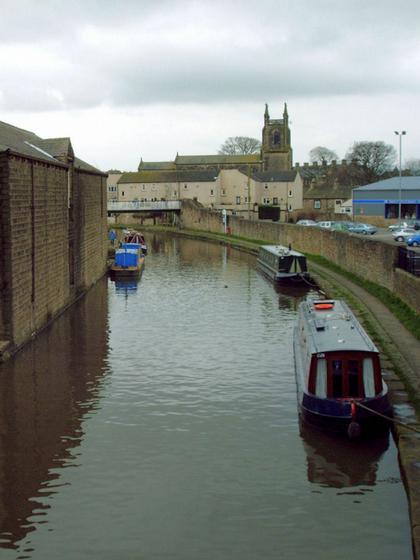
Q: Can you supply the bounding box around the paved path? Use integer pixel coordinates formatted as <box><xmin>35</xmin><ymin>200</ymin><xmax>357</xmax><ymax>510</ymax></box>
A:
<box><xmin>308</xmin><ymin>261</ymin><xmax>420</xmax><ymax>559</ymax></box>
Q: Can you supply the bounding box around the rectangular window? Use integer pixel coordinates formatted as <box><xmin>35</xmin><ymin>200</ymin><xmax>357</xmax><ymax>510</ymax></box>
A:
<box><xmin>315</xmin><ymin>359</ymin><xmax>327</xmax><ymax>397</ymax></box>
<box><xmin>348</xmin><ymin>360</ymin><xmax>359</xmax><ymax>397</ymax></box>
<box><xmin>236</xmin><ymin>196</ymin><xmax>241</xmax><ymax>204</ymax></box>
<box><xmin>332</xmin><ymin>360</ymin><xmax>343</xmax><ymax>397</ymax></box>
<box><xmin>273</xmin><ymin>197</ymin><xmax>278</xmax><ymax>205</ymax></box>
<box><xmin>210</xmin><ymin>189</ymin><xmax>214</xmax><ymax>196</ymax></box>
<box><xmin>221</xmin><ymin>189</ymin><xmax>226</xmax><ymax>195</ymax></box>
<box><xmin>363</xmin><ymin>358</ymin><xmax>376</xmax><ymax>397</ymax></box>
<box><xmin>314</xmin><ymin>200</ymin><xmax>321</xmax><ymax>209</ymax></box>
<box><xmin>336</xmin><ymin>200</ymin><xmax>342</xmax><ymax>205</ymax></box>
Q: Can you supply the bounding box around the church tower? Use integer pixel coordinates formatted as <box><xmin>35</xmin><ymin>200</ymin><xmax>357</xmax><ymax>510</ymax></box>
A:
<box><xmin>262</xmin><ymin>103</ymin><xmax>293</xmax><ymax>171</ymax></box>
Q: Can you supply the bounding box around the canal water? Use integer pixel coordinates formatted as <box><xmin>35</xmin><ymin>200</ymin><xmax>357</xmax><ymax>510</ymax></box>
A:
<box><xmin>0</xmin><ymin>234</ymin><xmax>412</xmax><ymax>559</ymax></box>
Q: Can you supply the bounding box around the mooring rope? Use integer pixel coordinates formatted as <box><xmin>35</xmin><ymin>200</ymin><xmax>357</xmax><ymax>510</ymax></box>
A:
<box><xmin>354</xmin><ymin>400</ymin><xmax>420</xmax><ymax>434</ymax></box>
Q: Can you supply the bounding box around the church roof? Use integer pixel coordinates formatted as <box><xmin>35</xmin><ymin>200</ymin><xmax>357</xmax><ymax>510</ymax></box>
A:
<box><xmin>138</xmin><ymin>160</ymin><xmax>176</xmax><ymax>171</ymax></box>
<box><xmin>251</xmin><ymin>170</ymin><xmax>297</xmax><ymax>182</ymax></box>
<box><xmin>118</xmin><ymin>170</ymin><xmax>218</xmax><ymax>184</ymax></box>
<box><xmin>175</xmin><ymin>154</ymin><xmax>261</xmax><ymax>165</ymax></box>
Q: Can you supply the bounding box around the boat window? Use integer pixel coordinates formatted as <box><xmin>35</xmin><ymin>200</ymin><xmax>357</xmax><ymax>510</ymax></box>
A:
<box><xmin>348</xmin><ymin>360</ymin><xmax>359</xmax><ymax>397</ymax></box>
<box><xmin>332</xmin><ymin>360</ymin><xmax>343</xmax><ymax>397</ymax></box>
<box><xmin>315</xmin><ymin>359</ymin><xmax>327</xmax><ymax>398</ymax></box>
<box><xmin>363</xmin><ymin>358</ymin><xmax>376</xmax><ymax>397</ymax></box>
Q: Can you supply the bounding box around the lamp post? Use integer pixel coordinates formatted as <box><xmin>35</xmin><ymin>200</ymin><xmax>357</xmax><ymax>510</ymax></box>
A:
<box><xmin>394</xmin><ymin>130</ymin><xmax>406</xmax><ymax>223</ymax></box>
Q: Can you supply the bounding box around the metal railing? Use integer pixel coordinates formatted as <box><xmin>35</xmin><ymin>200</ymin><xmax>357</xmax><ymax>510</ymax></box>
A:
<box><xmin>108</xmin><ymin>200</ymin><xmax>181</xmax><ymax>212</ymax></box>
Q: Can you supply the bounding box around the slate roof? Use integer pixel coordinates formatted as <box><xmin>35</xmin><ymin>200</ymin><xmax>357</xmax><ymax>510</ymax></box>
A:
<box><xmin>37</xmin><ymin>137</ymin><xmax>74</xmax><ymax>159</ymax></box>
<box><xmin>304</xmin><ymin>183</ymin><xmax>354</xmax><ymax>199</ymax></box>
<box><xmin>0</xmin><ymin>120</ymin><xmax>104</xmax><ymax>175</ymax></box>
<box><xmin>251</xmin><ymin>170</ymin><xmax>297</xmax><ymax>182</ymax></box>
<box><xmin>175</xmin><ymin>154</ymin><xmax>261</xmax><ymax>165</ymax></box>
<box><xmin>0</xmin><ymin>121</ymin><xmax>60</xmax><ymax>164</ymax></box>
<box><xmin>138</xmin><ymin>160</ymin><xmax>176</xmax><ymax>171</ymax></box>
<box><xmin>119</xmin><ymin>170</ymin><xmax>218</xmax><ymax>184</ymax></box>
<box><xmin>353</xmin><ymin>176</ymin><xmax>420</xmax><ymax>191</ymax></box>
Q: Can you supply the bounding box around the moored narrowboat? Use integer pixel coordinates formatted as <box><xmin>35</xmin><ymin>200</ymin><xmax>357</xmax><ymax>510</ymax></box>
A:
<box><xmin>109</xmin><ymin>244</ymin><xmax>145</xmax><ymax>278</ymax></box>
<box><xmin>257</xmin><ymin>245</ymin><xmax>309</xmax><ymax>283</ymax></box>
<box><xmin>293</xmin><ymin>298</ymin><xmax>392</xmax><ymax>438</ymax></box>
<box><xmin>124</xmin><ymin>230</ymin><xmax>147</xmax><ymax>254</ymax></box>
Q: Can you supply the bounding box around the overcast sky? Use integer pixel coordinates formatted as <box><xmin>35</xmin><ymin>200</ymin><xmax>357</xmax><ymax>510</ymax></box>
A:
<box><xmin>1</xmin><ymin>0</ymin><xmax>419</xmax><ymax>171</ymax></box>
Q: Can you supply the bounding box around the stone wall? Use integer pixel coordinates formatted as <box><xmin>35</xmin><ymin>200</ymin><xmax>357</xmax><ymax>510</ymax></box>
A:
<box><xmin>180</xmin><ymin>201</ymin><xmax>420</xmax><ymax>313</ymax></box>
<box><xmin>0</xmin><ymin>153</ymin><xmax>107</xmax><ymax>356</ymax></box>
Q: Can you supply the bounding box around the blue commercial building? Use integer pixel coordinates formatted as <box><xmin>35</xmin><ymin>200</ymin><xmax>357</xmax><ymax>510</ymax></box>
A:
<box><xmin>353</xmin><ymin>177</ymin><xmax>420</xmax><ymax>220</ymax></box>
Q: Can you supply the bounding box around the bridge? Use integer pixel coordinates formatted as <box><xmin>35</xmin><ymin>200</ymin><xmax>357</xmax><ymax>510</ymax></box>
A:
<box><xmin>107</xmin><ymin>200</ymin><xmax>181</xmax><ymax>214</ymax></box>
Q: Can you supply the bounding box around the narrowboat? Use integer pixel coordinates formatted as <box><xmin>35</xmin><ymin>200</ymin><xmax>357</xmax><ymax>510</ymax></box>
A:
<box><xmin>293</xmin><ymin>298</ymin><xmax>392</xmax><ymax>438</ymax></box>
<box><xmin>257</xmin><ymin>245</ymin><xmax>309</xmax><ymax>283</ymax></box>
<box><xmin>109</xmin><ymin>244</ymin><xmax>145</xmax><ymax>278</ymax></box>
<box><xmin>124</xmin><ymin>230</ymin><xmax>147</xmax><ymax>254</ymax></box>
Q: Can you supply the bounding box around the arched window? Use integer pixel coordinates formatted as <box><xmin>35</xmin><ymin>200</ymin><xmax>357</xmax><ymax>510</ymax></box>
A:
<box><xmin>272</xmin><ymin>130</ymin><xmax>280</xmax><ymax>145</ymax></box>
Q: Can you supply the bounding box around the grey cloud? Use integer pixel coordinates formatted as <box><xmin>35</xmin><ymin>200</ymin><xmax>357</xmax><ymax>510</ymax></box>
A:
<box><xmin>1</xmin><ymin>0</ymin><xmax>419</xmax><ymax>112</ymax></box>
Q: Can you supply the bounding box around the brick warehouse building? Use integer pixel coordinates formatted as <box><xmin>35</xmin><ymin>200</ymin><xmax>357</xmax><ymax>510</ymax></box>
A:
<box><xmin>0</xmin><ymin>121</ymin><xmax>108</xmax><ymax>359</ymax></box>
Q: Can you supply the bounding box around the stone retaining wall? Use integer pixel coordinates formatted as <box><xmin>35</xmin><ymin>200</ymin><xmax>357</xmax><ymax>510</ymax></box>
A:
<box><xmin>180</xmin><ymin>200</ymin><xmax>420</xmax><ymax>313</ymax></box>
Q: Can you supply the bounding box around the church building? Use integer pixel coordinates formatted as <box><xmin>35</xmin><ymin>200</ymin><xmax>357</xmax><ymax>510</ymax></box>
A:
<box><xmin>115</xmin><ymin>104</ymin><xmax>303</xmax><ymax>219</ymax></box>
<box><xmin>138</xmin><ymin>103</ymin><xmax>292</xmax><ymax>173</ymax></box>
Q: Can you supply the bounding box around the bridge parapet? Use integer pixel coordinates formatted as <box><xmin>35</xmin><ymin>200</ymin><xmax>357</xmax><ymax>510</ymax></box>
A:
<box><xmin>108</xmin><ymin>200</ymin><xmax>181</xmax><ymax>212</ymax></box>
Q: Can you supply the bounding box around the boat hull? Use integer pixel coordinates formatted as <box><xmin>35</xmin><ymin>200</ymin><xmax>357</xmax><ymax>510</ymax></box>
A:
<box><xmin>299</xmin><ymin>392</ymin><xmax>392</xmax><ymax>436</ymax></box>
<box><xmin>256</xmin><ymin>259</ymin><xmax>309</xmax><ymax>283</ymax></box>
<box><xmin>109</xmin><ymin>257</ymin><xmax>145</xmax><ymax>278</ymax></box>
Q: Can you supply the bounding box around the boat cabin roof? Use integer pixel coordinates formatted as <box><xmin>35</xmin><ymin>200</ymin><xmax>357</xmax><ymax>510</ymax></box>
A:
<box><xmin>260</xmin><ymin>245</ymin><xmax>305</xmax><ymax>258</ymax></box>
<box><xmin>299</xmin><ymin>298</ymin><xmax>378</xmax><ymax>355</ymax></box>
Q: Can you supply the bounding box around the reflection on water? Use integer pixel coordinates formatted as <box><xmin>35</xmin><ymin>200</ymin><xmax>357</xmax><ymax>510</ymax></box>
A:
<box><xmin>0</xmin><ymin>278</ymin><xmax>109</xmax><ymax>554</ymax></box>
<box><xmin>0</xmin><ymin>234</ymin><xmax>412</xmax><ymax>560</ymax></box>
<box><xmin>300</xmin><ymin>421</ymin><xmax>390</xmax><ymax>489</ymax></box>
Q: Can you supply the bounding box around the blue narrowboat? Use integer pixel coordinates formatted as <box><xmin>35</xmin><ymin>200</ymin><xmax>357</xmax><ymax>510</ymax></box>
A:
<box><xmin>293</xmin><ymin>298</ymin><xmax>392</xmax><ymax>438</ymax></box>
<box><xmin>109</xmin><ymin>244</ymin><xmax>145</xmax><ymax>278</ymax></box>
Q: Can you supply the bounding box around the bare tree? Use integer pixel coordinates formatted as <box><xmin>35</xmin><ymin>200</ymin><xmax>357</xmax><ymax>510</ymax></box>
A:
<box><xmin>345</xmin><ymin>141</ymin><xmax>397</xmax><ymax>184</ymax></box>
<box><xmin>218</xmin><ymin>136</ymin><xmax>261</xmax><ymax>155</ymax></box>
<box><xmin>309</xmin><ymin>146</ymin><xmax>338</xmax><ymax>164</ymax></box>
<box><xmin>406</xmin><ymin>158</ymin><xmax>420</xmax><ymax>176</ymax></box>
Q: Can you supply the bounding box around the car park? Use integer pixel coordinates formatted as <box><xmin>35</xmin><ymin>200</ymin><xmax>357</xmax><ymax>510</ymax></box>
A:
<box><xmin>296</xmin><ymin>219</ymin><xmax>317</xmax><ymax>226</ymax></box>
<box><xmin>392</xmin><ymin>227</ymin><xmax>417</xmax><ymax>242</ymax></box>
<box><xmin>347</xmin><ymin>223</ymin><xmax>378</xmax><ymax>235</ymax></box>
<box><xmin>406</xmin><ymin>234</ymin><xmax>420</xmax><ymax>247</ymax></box>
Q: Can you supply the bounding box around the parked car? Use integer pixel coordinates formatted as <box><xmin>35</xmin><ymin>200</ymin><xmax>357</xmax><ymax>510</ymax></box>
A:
<box><xmin>392</xmin><ymin>228</ymin><xmax>417</xmax><ymax>242</ymax></box>
<box><xmin>316</xmin><ymin>221</ymin><xmax>335</xmax><ymax>229</ymax></box>
<box><xmin>296</xmin><ymin>219</ymin><xmax>317</xmax><ymax>226</ymax></box>
<box><xmin>388</xmin><ymin>220</ymin><xmax>420</xmax><ymax>231</ymax></box>
<box><xmin>406</xmin><ymin>234</ymin><xmax>420</xmax><ymax>247</ymax></box>
<box><xmin>347</xmin><ymin>223</ymin><xmax>378</xmax><ymax>235</ymax></box>
<box><xmin>331</xmin><ymin>221</ymin><xmax>353</xmax><ymax>231</ymax></box>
